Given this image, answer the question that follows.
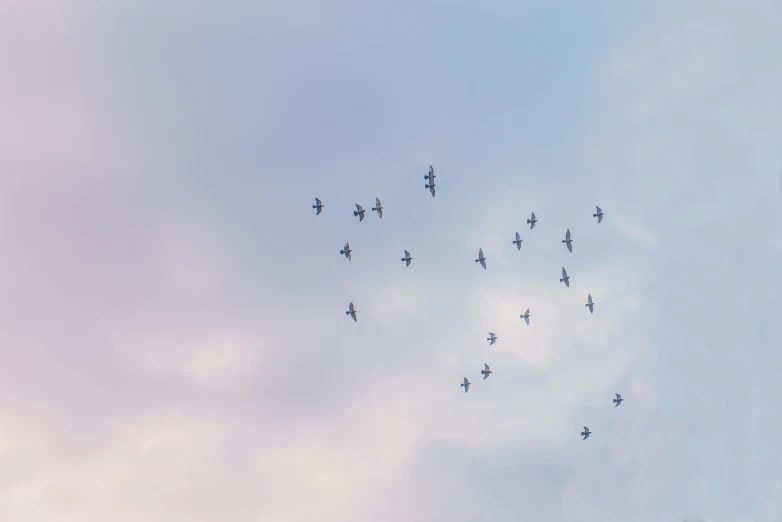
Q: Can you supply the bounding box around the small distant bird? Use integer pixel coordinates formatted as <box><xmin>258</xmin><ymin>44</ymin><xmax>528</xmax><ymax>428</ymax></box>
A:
<box><xmin>563</xmin><ymin>228</ymin><xmax>573</xmax><ymax>252</ymax></box>
<box><xmin>353</xmin><ymin>204</ymin><xmax>366</xmax><ymax>221</ymax></box>
<box><xmin>461</xmin><ymin>377</ymin><xmax>470</xmax><ymax>393</ymax></box>
<box><xmin>487</xmin><ymin>332</ymin><xmax>497</xmax><ymax>345</ymax></box>
<box><xmin>475</xmin><ymin>248</ymin><xmax>487</xmax><ymax>269</ymax></box>
<box><xmin>425</xmin><ymin>165</ymin><xmax>436</xmax><ymax>197</ymax></box>
<box><xmin>560</xmin><ymin>267</ymin><xmax>570</xmax><ymax>287</ymax></box>
<box><xmin>313</xmin><ymin>197</ymin><xmax>324</xmax><ymax>215</ymax></box>
<box><xmin>614</xmin><ymin>393</ymin><xmax>623</xmax><ymax>407</ymax></box>
<box><xmin>527</xmin><ymin>212</ymin><xmax>538</xmax><ymax>229</ymax></box>
<box><xmin>593</xmin><ymin>206</ymin><xmax>604</xmax><ymax>223</ymax></box>
<box><xmin>346</xmin><ymin>301</ymin><xmax>357</xmax><ymax>322</ymax></box>
<box><xmin>340</xmin><ymin>241</ymin><xmax>352</xmax><ymax>262</ymax></box>
<box><xmin>581</xmin><ymin>426</ymin><xmax>591</xmax><ymax>440</ymax></box>
<box><xmin>520</xmin><ymin>308</ymin><xmax>531</xmax><ymax>325</ymax></box>
<box><xmin>481</xmin><ymin>364</ymin><xmax>492</xmax><ymax>379</ymax></box>
<box><xmin>513</xmin><ymin>232</ymin><xmax>523</xmax><ymax>250</ymax></box>
<box><xmin>372</xmin><ymin>197</ymin><xmax>383</xmax><ymax>218</ymax></box>
<box><xmin>401</xmin><ymin>250</ymin><xmax>412</xmax><ymax>267</ymax></box>
<box><xmin>585</xmin><ymin>294</ymin><xmax>594</xmax><ymax>313</ymax></box>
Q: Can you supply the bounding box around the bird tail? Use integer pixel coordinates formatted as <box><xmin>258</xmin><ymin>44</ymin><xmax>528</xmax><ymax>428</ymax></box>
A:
<box><xmin>353</xmin><ymin>211</ymin><xmax>358</xmax><ymax>216</ymax></box>
<box><xmin>340</xmin><ymin>250</ymin><xmax>345</xmax><ymax>254</ymax></box>
<box><xmin>345</xmin><ymin>311</ymin><xmax>349</xmax><ymax>315</ymax></box>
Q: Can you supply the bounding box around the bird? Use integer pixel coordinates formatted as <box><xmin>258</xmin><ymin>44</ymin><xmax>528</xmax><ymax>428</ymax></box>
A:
<box><xmin>563</xmin><ymin>228</ymin><xmax>573</xmax><ymax>252</ymax></box>
<box><xmin>593</xmin><ymin>206</ymin><xmax>604</xmax><ymax>223</ymax></box>
<box><xmin>481</xmin><ymin>364</ymin><xmax>492</xmax><ymax>379</ymax></box>
<box><xmin>425</xmin><ymin>165</ymin><xmax>436</xmax><ymax>197</ymax></box>
<box><xmin>487</xmin><ymin>332</ymin><xmax>497</xmax><ymax>345</ymax></box>
<box><xmin>340</xmin><ymin>241</ymin><xmax>352</xmax><ymax>262</ymax></box>
<box><xmin>401</xmin><ymin>250</ymin><xmax>412</xmax><ymax>267</ymax></box>
<box><xmin>527</xmin><ymin>212</ymin><xmax>537</xmax><ymax>229</ymax></box>
<box><xmin>614</xmin><ymin>393</ymin><xmax>623</xmax><ymax>407</ymax></box>
<box><xmin>585</xmin><ymin>294</ymin><xmax>594</xmax><ymax>313</ymax></box>
<box><xmin>581</xmin><ymin>426</ymin><xmax>591</xmax><ymax>440</ymax></box>
<box><xmin>513</xmin><ymin>232</ymin><xmax>523</xmax><ymax>250</ymax></box>
<box><xmin>353</xmin><ymin>204</ymin><xmax>366</xmax><ymax>221</ymax></box>
<box><xmin>520</xmin><ymin>308</ymin><xmax>531</xmax><ymax>325</ymax></box>
<box><xmin>560</xmin><ymin>267</ymin><xmax>570</xmax><ymax>287</ymax></box>
<box><xmin>475</xmin><ymin>248</ymin><xmax>487</xmax><ymax>269</ymax></box>
<box><xmin>372</xmin><ymin>197</ymin><xmax>383</xmax><ymax>218</ymax></box>
<box><xmin>461</xmin><ymin>377</ymin><xmax>470</xmax><ymax>393</ymax></box>
<box><xmin>346</xmin><ymin>302</ymin><xmax>357</xmax><ymax>322</ymax></box>
<box><xmin>312</xmin><ymin>197</ymin><xmax>324</xmax><ymax>215</ymax></box>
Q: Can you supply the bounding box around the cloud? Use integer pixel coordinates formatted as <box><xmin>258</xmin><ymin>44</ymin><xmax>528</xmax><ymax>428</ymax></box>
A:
<box><xmin>2</xmin><ymin>1</ymin><xmax>781</xmax><ymax>521</ymax></box>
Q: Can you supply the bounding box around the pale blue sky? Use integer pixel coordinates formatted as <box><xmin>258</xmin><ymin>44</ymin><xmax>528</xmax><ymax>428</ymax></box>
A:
<box><xmin>0</xmin><ymin>1</ymin><xmax>781</xmax><ymax>521</ymax></box>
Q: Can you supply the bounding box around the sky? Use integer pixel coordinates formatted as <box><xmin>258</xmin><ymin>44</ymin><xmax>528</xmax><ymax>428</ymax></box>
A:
<box><xmin>0</xmin><ymin>1</ymin><xmax>781</xmax><ymax>521</ymax></box>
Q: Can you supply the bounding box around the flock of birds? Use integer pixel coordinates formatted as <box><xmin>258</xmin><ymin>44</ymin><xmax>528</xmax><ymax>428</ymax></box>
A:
<box><xmin>313</xmin><ymin>165</ymin><xmax>620</xmax><ymax>441</ymax></box>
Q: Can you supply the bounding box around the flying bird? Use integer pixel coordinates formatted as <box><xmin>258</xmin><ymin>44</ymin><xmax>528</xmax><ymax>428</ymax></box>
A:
<box><xmin>340</xmin><ymin>241</ymin><xmax>352</xmax><ymax>262</ymax></box>
<box><xmin>312</xmin><ymin>197</ymin><xmax>324</xmax><ymax>215</ymax></box>
<box><xmin>585</xmin><ymin>294</ymin><xmax>594</xmax><ymax>313</ymax></box>
<box><xmin>593</xmin><ymin>206</ymin><xmax>604</xmax><ymax>223</ymax></box>
<box><xmin>614</xmin><ymin>393</ymin><xmax>623</xmax><ymax>407</ymax></box>
<box><xmin>425</xmin><ymin>165</ymin><xmax>436</xmax><ymax>197</ymax></box>
<box><xmin>461</xmin><ymin>377</ymin><xmax>470</xmax><ymax>393</ymax></box>
<box><xmin>346</xmin><ymin>301</ymin><xmax>357</xmax><ymax>322</ymax></box>
<box><xmin>401</xmin><ymin>250</ymin><xmax>412</xmax><ymax>267</ymax></box>
<box><xmin>487</xmin><ymin>332</ymin><xmax>497</xmax><ymax>345</ymax></box>
<box><xmin>353</xmin><ymin>204</ymin><xmax>366</xmax><ymax>221</ymax></box>
<box><xmin>372</xmin><ymin>197</ymin><xmax>383</xmax><ymax>218</ymax></box>
<box><xmin>520</xmin><ymin>308</ymin><xmax>531</xmax><ymax>325</ymax></box>
<box><xmin>581</xmin><ymin>426</ymin><xmax>591</xmax><ymax>440</ymax></box>
<box><xmin>513</xmin><ymin>232</ymin><xmax>523</xmax><ymax>250</ymax></box>
<box><xmin>527</xmin><ymin>212</ymin><xmax>537</xmax><ymax>229</ymax></box>
<box><xmin>563</xmin><ymin>228</ymin><xmax>573</xmax><ymax>252</ymax></box>
<box><xmin>560</xmin><ymin>267</ymin><xmax>570</xmax><ymax>287</ymax></box>
<box><xmin>475</xmin><ymin>248</ymin><xmax>487</xmax><ymax>269</ymax></box>
<box><xmin>481</xmin><ymin>364</ymin><xmax>492</xmax><ymax>379</ymax></box>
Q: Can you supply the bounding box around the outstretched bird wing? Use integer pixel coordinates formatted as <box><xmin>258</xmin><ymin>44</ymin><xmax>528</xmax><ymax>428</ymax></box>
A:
<box><xmin>566</xmin><ymin>229</ymin><xmax>571</xmax><ymax>241</ymax></box>
<box><xmin>562</xmin><ymin>267</ymin><xmax>568</xmax><ymax>278</ymax></box>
